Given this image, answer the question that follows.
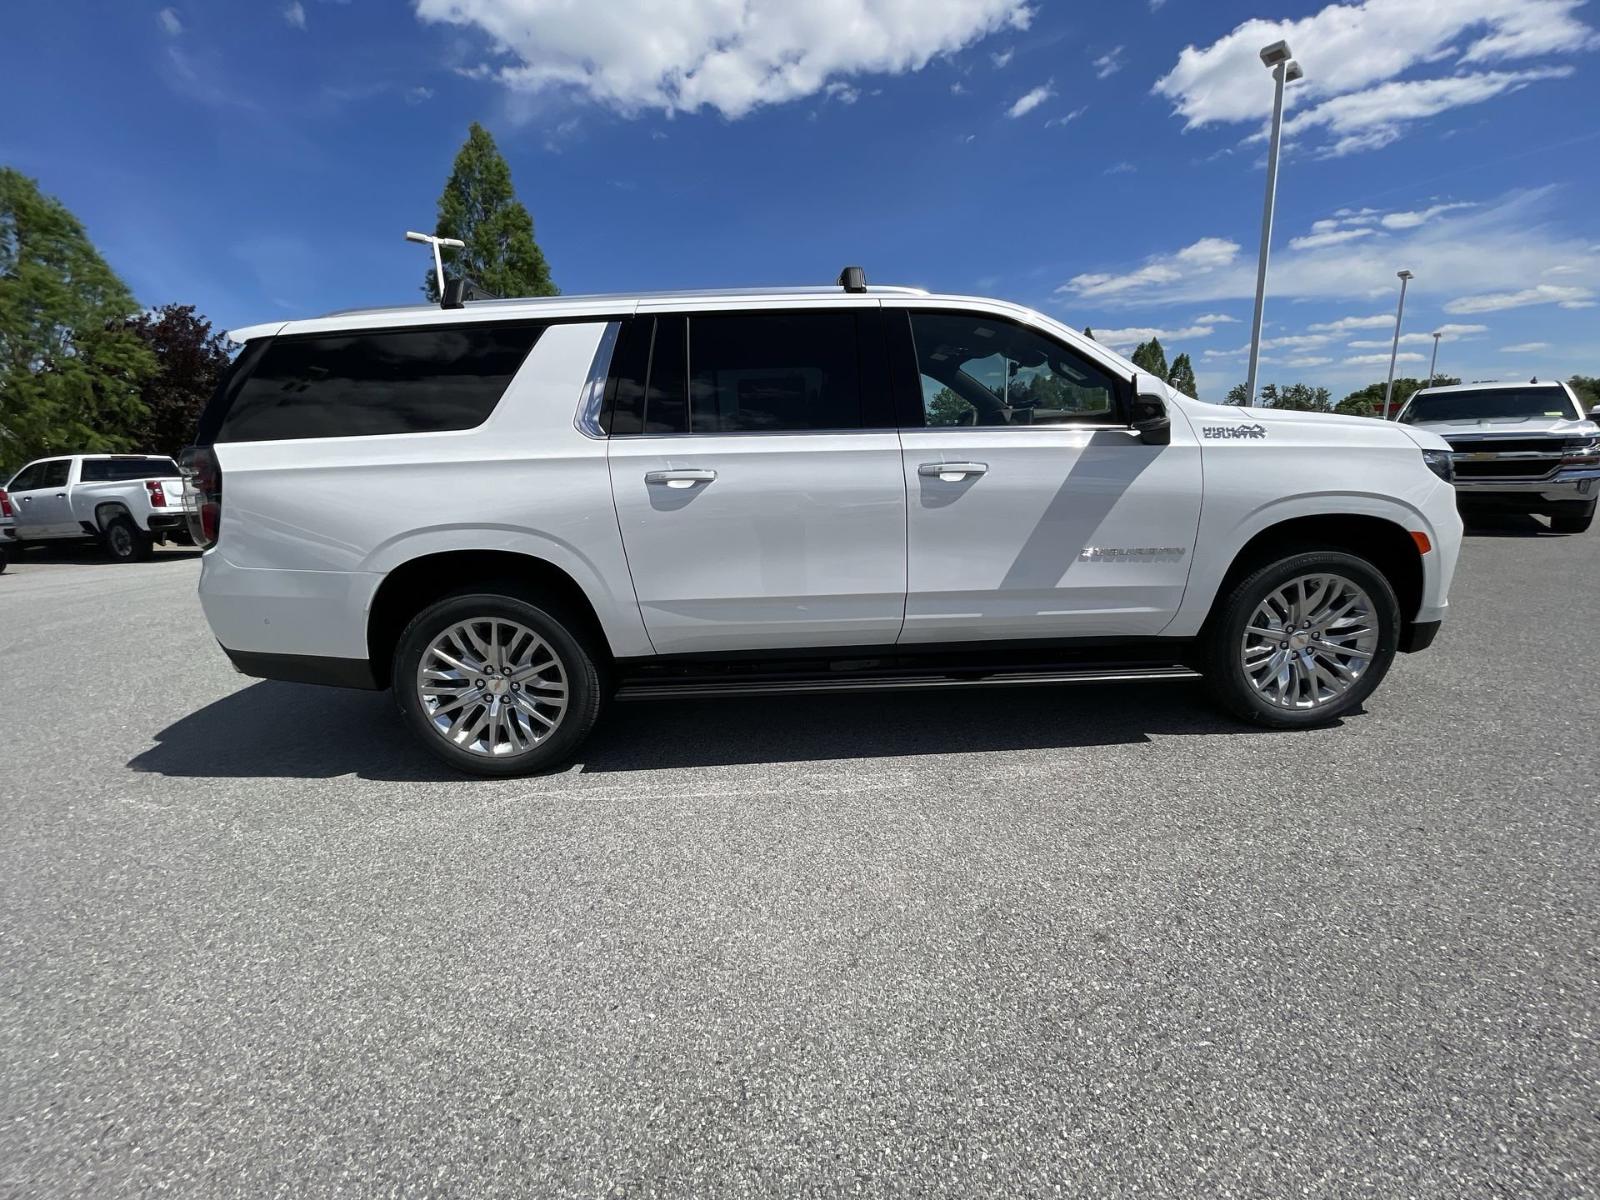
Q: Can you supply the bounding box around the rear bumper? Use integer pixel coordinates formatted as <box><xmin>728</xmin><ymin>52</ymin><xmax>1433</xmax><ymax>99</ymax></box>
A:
<box><xmin>222</xmin><ymin>646</ymin><xmax>381</xmax><ymax>690</ymax></box>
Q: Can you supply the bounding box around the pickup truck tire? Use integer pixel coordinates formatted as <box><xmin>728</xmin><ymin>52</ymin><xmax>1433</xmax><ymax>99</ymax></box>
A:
<box><xmin>1201</xmin><ymin>550</ymin><xmax>1400</xmax><ymax>729</ymax></box>
<box><xmin>101</xmin><ymin>514</ymin><xmax>153</xmax><ymax>563</ymax></box>
<box><xmin>391</xmin><ymin>590</ymin><xmax>604</xmax><ymax>777</ymax></box>
<box><xmin>1550</xmin><ymin>500</ymin><xmax>1595</xmax><ymax>535</ymax></box>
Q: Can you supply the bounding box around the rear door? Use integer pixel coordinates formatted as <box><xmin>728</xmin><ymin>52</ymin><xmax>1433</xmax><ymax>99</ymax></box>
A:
<box><xmin>605</xmin><ymin>305</ymin><xmax>908</xmax><ymax>655</ymax></box>
<box><xmin>891</xmin><ymin>307</ymin><xmax>1202</xmax><ymax>643</ymax></box>
<box><xmin>7</xmin><ymin>459</ymin><xmax>75</xmax><ymax>537</ymax></box>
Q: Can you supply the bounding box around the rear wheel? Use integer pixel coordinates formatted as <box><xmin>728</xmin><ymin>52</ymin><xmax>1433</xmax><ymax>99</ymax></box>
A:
<box><xmin>102</xmin><ymin>514</ymin><xmax>153</xmax><ymax>562</ymax></box>
<box><xmin>1550</xmin><ymin>500</ymin><xmax>1595</xmax><ymax>535</ymax></box>
<box><xmin>1202</xmin><ymin>550</ymin><xmax>1400</xmax><ymax>728</ymax></box>
<box><xmin>392</xmin><ymin>591</ymin><xmax>604</xmax><ymax>777</ymax></box>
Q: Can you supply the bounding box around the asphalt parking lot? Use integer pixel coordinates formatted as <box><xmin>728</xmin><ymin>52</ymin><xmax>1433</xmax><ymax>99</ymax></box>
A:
<box><xmin>1</xmin><ymin>522</ymin><xmax>1596</xmax><ymax>1198</ymax></box>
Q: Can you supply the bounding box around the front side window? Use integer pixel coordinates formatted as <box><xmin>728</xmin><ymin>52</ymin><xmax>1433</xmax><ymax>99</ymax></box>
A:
<box><xmin>214</xmin><ymin>324</ymin><xmax>544</xmax><ymax>443</ymax></box>
<box><xmin>908</xmin><ymin>312</ymin><xmax>1121</xmax><ymax>428</ymax></box>
<box><xmin>605</xmin><ymin>310</ymin><xmax>866</xmax><ymax>434</ymax></box>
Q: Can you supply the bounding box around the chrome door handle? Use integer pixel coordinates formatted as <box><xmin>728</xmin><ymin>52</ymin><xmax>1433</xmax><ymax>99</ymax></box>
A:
<box><xmin>645</xmin><ymin>469</ymin><xmax>717</xmax><ymax>489</ymax></box>
<box><xmin>20</xmin><ymin>496</ymin><xmax>31</xmax><ymax>503</ymax></box>
<box><xmin>918</xmin><ymin>461</ymin><xmax>988</xmax><ymax>481</ymax></box>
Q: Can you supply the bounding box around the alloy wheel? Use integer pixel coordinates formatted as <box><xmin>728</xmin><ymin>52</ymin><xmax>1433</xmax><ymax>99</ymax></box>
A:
<box><xmin>415</xmin><ymin>618</ymin><xmax>569</xmax><ymax>757</ymax></box>
<box><xmin>1240</xmin><ymin>572</ymin><xmax>1380</xmax><ymax>711</ymax></box>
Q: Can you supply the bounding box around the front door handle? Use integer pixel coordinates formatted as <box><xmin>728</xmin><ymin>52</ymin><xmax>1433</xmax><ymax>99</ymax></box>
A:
<box><xmin>645</xmin><ymin>469</ymin><xmax>717</xmax><ymax>489</ymax></box>
<box><xmin>918</xmin><ymin>461</ymin><xmax>988</xmax><ymax>481</ymax></box>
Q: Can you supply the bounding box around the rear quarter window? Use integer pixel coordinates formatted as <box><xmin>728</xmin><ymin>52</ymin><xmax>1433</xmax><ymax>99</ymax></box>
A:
<box><xmin>208</xmin><ymin>323</ymin><xmax>544</xmax><ymax>443</ymax></box>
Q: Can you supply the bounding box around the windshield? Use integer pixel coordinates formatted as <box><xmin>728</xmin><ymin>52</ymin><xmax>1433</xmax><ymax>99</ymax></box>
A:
<box><xmin>1401</xmin><ymin>387</ymin><xmax>1580</xmax><ymax>424</ymax></box>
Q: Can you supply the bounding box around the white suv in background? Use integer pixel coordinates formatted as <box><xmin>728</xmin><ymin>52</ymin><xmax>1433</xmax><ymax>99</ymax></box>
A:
<box><xmin>188</xmin><ymin>272</ymin><xmax>1463</xmax><ymax>776</ymax></box>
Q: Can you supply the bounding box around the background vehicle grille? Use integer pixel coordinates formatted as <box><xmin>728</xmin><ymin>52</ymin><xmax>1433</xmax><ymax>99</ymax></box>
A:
<box><xmin>1453</xmin><ymin>459</ymin><xmax>1557</xmax><ymax>479</ymax></box>
<box><xmin>1444</xmin><ymin>437</ymin><xmax>1566</xmax><ymax>454</ymax></box>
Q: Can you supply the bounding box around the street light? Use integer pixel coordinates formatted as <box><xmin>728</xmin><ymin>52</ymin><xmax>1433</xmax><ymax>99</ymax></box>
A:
<box><xmin>1243</xmin><ymin>41</ymin><xmax>1305</xmax><ymax>408</ymax></box>
<box><xmin>1426</xmin><ymin>330</ymin><xmax>1442</xmax><ymax>389</ymax></box>
<box><xmin>1381</xmin><ymin>269</ymin><xmax>1414</xmax><ymax>420</ymax></box>
<box><xmin>405</xmin><ymin>230</ymin><xmax>465</xmax><ymax>298</ymax></box>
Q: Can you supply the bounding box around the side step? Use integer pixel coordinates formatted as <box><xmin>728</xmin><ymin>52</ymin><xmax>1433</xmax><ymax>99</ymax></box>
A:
<box><xmin>615</xmin><ymin>664</ymin><xmax>1199</xmax><ymax>701</ymax></box>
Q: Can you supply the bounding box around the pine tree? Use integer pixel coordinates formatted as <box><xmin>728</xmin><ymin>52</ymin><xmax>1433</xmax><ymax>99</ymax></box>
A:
<box><xmin>1166</xmin><ymin>352</ymin><xmax>1197</xmax><ymax>399</ymax></box>
<box><xmin>424</xmin><ymin>123</ymin><xmax>557</xmax><ymax>301</ymax></box>
<box><xmin>1130</xmin><ymin>337</ymin><xmax>1168</xmax><ymax>379</ymax></box>
<box><xmin>0</xmin><ymin>168</ymin><xmax>154</xmax><ymax>467</ymax></box>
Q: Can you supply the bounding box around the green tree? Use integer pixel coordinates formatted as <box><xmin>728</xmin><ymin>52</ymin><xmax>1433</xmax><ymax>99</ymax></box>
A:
<box><xmin>1130</xmin><ymin>336</ymin><xmax>1168</xmax><ymax>379</ymax></box>
<box><xmin>1224</xmin><ymin>382</ymin><xmax>1249</xmax><ymax>406</ymax></box>
<box><xmin>424</xmin><ymin>122</ymin><xmax>557</xmax><ymax>302</ymax></box>
<box><xmin>926</xmin><ymin>386</ymin><xmax>974</xmax><ymax>426</ymax></box>
<box><xmin>1338</xmin><ymin>376</ymin><xmax>1460</xmax><ymax>419</ymax></box>
<box><xmin>0</xmin><ymin>168</ymin><xmax>154</xmax><ymax>468</ymax></box>
<box><xmin>1260</xmin><ymin>382</ymin><xmax>1333</xmax><ymax>411</ymax></box>
<box><xmin>119</xmin><ymin>304</ymin><xmax>234</xmax><ymax>457</ymax></box>
<box><xmin>1167</xmin><ymin>352</ymin><xmax>1197</xmax><ymax>399</ymax></box>
<box><xmin>1568</xmin><ymin>375</ymin><xmax>1599</xmax><ymax>412</ymax></box>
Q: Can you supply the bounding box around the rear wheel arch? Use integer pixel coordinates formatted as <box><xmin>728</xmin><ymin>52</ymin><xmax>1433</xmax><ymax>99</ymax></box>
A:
<box><xmin>1205</xmin><ymin>514</ymin><xmax>1424</xmax><ymax>635</ymax></box>
<box><xmin>94</xmin><ymin>501</ymin><xmax>132</xmax><ymax>530</ymax></box>
<box><xmin>366</xmin><ymin>549</ymin><xmax>612</xmax><ymax>689</ymax></box>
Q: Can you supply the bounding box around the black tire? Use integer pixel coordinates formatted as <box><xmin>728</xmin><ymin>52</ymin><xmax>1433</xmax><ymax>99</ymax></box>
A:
<box><xmin>0</xmin><ymin>544</ymin><xmax>7</xmax><ymax>574</ymax></box>
<box><xmin>1201</xmin><ymin>549</ymin><xmax>1400</xmax><ymax>729</ymax></box>
<box><xmin>392</xmin><ymin>590</ymin><xmax>604</xmax><ymax>777</ymax></box>
<box><xmin>1550</xmin><ymin>500</ymin><xmax>1595</xmax><ymax>535</ymax></box>
<box><xmin>101</xmin><ymin>514</ymin><xmax>153</xmax><ymax>562</ymax></box>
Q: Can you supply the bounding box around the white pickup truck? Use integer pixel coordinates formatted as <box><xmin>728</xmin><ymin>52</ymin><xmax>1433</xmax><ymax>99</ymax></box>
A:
<box><xmin>0</xmin><ymin>454</ymin><xmax>194</xmax><ymax>562</ymax></box>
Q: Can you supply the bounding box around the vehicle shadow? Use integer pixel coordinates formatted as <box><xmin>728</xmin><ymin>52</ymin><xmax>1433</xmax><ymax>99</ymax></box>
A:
<box><xmin>11</xmin><ymin>544</ymin><xmax>203</xmax><ymax>564</ymax></box>
<box><xmin>128</xmin><ymin>676</ymin><xmax>1291</xmax><ymax>782</ymax></box>
<box><xmin>1461</xmin><ymin>512</ymin><xmax>1560</xmax><ymax>538</ymax></box>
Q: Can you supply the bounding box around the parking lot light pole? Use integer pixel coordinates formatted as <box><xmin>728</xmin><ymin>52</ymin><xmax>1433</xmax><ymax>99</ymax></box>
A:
<box><xmin>1243</xmin><ymin>41</ymin><xmax>1303</xmax><ymax>408</ymax></box>
<box><xmin>1381</xmin><ymin>269</ymin><xmax>1414</xmax><ymax>420</ymax></box>
<box><xmin>1426</xmin><ymin>330</ymin><xmax>1442</xmax><ymax>388</ymax></box>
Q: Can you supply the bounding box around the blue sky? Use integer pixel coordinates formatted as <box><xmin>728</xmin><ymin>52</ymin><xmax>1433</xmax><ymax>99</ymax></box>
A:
<box><xmin>4</xmin><ymin>0</ymin><xmax>1597</xmax><ymax>401</ymax></box>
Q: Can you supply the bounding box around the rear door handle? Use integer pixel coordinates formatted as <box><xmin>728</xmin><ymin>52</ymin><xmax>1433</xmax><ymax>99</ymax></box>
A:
<box><xmin>918</xmin><ymin>461</ymin><xmax>988</xmax><ymax>481</ymax></box>
<box><xmin>645</xmin><ymin>469</ymin><xmax>717</xmax><ymax>489</ymax></box>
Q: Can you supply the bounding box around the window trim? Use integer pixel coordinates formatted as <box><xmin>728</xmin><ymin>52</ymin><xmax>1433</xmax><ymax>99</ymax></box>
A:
<box><xmin>890</xmin><ymin>307</ymin><xmax>1135</xmax><ymax>432</ymax></box>
<box><xmin>600</xmin><ymin>306</ymin><xmax>895</xmax><ymax>438</ymax></box>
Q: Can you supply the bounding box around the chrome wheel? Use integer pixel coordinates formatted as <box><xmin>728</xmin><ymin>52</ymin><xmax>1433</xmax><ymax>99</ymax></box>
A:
<box><xmin>1240</xmin><ymin>572</ymin><xmax>1379</xmax><ymax>711</ymax></box>
<box><xmin>415</xmin><ymin>618</ymin><xmax>569</xmax><ymax>757</ymax></box>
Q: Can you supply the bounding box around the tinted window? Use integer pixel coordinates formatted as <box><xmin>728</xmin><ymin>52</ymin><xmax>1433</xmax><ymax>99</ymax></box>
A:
<box><xmin>690</xmin><ymin>312</ymin><xmax>862</xmax><ymax>432</ymax></box>
<box><xmin>1401</xmin><ymin>387</ymin><xmax>1582</xmax><ymax>424</ymax></box>
<box><xmin>80</xmin><ymin>457</ymin><xmax>181</xmax><ymax>482</ymax></box>
<box><xmin>39</xmin><ymin>460</ymin><xmax>70</xmax><ymax>488</ymax></box>
<box><xmin>215</xmin><ymin>324</ymin><xmax>543</xmax><ymax>443</ymax></box>
<box><xmin>7</xmin><ymin>463</ymin><xmax>44</xmax><ymax>491</ymax></box>
<box><xmin>908</xmin><ymin>312</ymin><xmax>1121</xmax><ymax>427</ymax></box>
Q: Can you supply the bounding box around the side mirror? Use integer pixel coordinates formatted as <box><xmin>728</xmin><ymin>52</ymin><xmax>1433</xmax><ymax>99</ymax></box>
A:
<box><xmin>1589</xmin><ymin>405</ymin><xmax>1600</xmax><ymax>420</ymax></box>
<box><xmin>1129</xmin><ymin>374</ymin><xmax>1172</xmax><ymax>446</ymax></box>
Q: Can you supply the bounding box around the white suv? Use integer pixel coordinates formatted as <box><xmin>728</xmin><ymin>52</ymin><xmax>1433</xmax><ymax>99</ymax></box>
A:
<box><xmin>188</xmin><ymin>273</ymin><xmax>1463</xmax><ymax>776</ymax></box>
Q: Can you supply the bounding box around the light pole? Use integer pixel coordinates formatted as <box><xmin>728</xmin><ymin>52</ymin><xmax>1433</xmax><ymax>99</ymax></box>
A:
<box><xmin>1381</xmin><ymin>269</ymin><xmax>1414</xmax><ymax>420</ymax></box>
<box><xmin>1426</xmin><ymin>330</ymin><xmax>1442</xmax><ymax>389</ymax></box>
<box><xmin>1243</xmin><ymin>41</ymin><xmax>1304</xmax><ymax>408</ymax></box>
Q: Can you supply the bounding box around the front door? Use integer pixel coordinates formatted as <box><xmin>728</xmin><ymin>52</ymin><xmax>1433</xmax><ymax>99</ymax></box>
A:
<box><xmin>6</xmin><ymin>459</ymin><xmax>75</xmax><ymax>538</ymax></box>
<box><xmin>606</xmin><ymin>308</ymin><xmax>907</xmax><ymax>655</ymax></box>
<box><xmin>892</xmin><ymin>308</ymin><xmax>1202</xmax><ymax>644</ymax></box>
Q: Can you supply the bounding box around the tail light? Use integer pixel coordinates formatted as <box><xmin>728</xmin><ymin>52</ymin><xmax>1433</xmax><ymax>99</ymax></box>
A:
<box><xmin>0</xmin><ymin>489</ymin><xmax>12</xmax><ymax>518</ymax></box>
<box><xmin>145</xmin><ymin>480</ymin><xmax>168</xmax><ymax>507</ymax></box>
<box><xmin>181</xmin><ymin>446</ymin><xmax>222</xmax><ymax>548</ymax></box>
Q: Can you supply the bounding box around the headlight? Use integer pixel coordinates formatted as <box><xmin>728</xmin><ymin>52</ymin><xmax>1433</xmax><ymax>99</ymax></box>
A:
<box><xmin>1421</xmin><ymin>448</ymin><xmax>1454</xmax><ymax>483</ymax></box>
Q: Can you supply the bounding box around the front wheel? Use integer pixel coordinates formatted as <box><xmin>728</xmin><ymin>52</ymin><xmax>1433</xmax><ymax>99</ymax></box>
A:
<box><xmin>392</xmin><ymin>591</ymin><xmax>604</xmax><ymax>777</ymax></box>
<box><xmin>1201</xmin><ymin>550</ymin><xmax>1400</xmax><ymax>728</ymax></box>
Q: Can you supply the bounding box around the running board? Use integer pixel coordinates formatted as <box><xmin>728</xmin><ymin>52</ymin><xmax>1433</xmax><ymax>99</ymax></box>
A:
<box><xmin>614</xmin><ymin>665</ymin><xmax>1199</xmax><ymax>701</ymax></box>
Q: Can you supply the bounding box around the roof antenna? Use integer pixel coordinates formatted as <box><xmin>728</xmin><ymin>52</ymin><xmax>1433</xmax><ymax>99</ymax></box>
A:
<box><xmin>838</xmin><ymin>265</ymin><xmax>868</xmax><ymax>294</ymax></box>
<box><xmin>406</xmin><ymin>230</ymin><xmax>466</xmax><ymax>308</ymax></box>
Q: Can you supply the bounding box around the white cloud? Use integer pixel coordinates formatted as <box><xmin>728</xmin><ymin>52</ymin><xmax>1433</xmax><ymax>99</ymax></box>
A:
<box><xmin>1153</xmin><ymin>0</ymin><xmax>1597</xmax><ymax>155</ymax></box>
<box><xmin>1285</xmin><ymin>356</ymin><xmax>1334</xmax><ymax>367</ymax></box>
<box><xmin>1380</xmin><ymin>202</ymin><xmax>1475</xmax><ymax>229</ymax></box>
<box><xmin>951</xmin><ymin>80</ymin><xmax>967</xmax><ymax>94</ymax></box>
<box><xmin>1089</xmin><ymin>323</ymin><xmax>1218</xmax><ymax>349</ymax></box>
<box><xmin>1349</xmin><ymin>324</ymin><xmax>1487</xmax><ymax>348</ymax></box>
<box><xmin>418</xmin><ymin>0</ymin><xmax>1036</xmax><ymax>118</ymax></box>
<box><xmin>991</xmin><ymin>47</ymin><xmax>1014</xmax><ymax>68</ymax></box>
<box><xmin>1308</xmin><ymin>314</ymin><xmax>1395</xmax><ymax>333</ymax></box>
<box><xmin>406</xmin><ymin>86</ymin><xmax>435</xmax><ymax>104</ymax></box>
<box><xmin>1289</xmin><ymin>227</ymin><xmax>1377</xmax><ymax>250</ymax></box>
<box><xmin>1007</xmin><ymin>81</ymin><xmax>1053</xmax><ymax>117</ymax></box>
<box><xmin>157</xmin><ymin>7</ymin><xmax>182</xmax><ymax>36</ymax></box>
<box><xmin>825</xmin><ymin>81</ymin><xmax>860</xmax><ymax>104</ymax></box>
<box><xmin>1093</xmin><ymin>46</ymin><xmax>1125</xmax><ymax>79</ymax></box>
<box><xmin>1501</xmin><ymin>341</ymin><xmax>1551</xmax><ymax>352</ymax></box>
<box><xmin>1444</xmin><ymin>283</ymin><xmax>1594</xmax><ymax>313</ymax></box>
<box><xmin>285</xmin><ymin>1</ymin><xmax>306</xmax><ymax>30</ymax></box>
<box><xmin>1346</xmin><ymin>351</ymin><xmax>1427</xmax><ymax>365</ymax></box>
<box><xmin>1103</xmin><ymin>160</ymin><xmax>1137</xmax><ymax>175</ymax></box>
<box><xmin>1045</xmin><ymin>106</ymin><xmax>1086</xmax><ymax>127</ymax></box>
<box><xmin>1061</xmin><ymin>236</ymin><xmax>1239</xmax><ymax>301</ymax></box>
<box><xmin>1193</xmin><ymin>312</ymin><xmax>1238</xmax><ymax>324</ymax></box>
